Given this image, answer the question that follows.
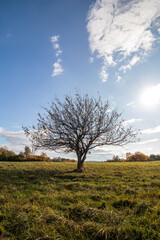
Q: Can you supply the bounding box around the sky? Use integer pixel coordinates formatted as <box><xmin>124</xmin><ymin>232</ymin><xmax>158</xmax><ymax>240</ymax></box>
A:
<box><xmin>0</xmin><ymin>0</ymin><xmax>160</xmax><ymax>161</ymax></box>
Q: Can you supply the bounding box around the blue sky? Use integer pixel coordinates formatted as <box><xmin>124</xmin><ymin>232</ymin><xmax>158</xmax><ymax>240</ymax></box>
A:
<box><xmin>0</xmin><ymin>0</ymin><xmax>160</xmax><ymax>160</ymax></box>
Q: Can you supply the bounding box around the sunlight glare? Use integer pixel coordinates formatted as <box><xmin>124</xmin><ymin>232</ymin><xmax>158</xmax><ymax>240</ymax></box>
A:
<box><xmin>140</xmin><ymin>85</ymin><xmax>160</xmax><ymax>109</ymax></box>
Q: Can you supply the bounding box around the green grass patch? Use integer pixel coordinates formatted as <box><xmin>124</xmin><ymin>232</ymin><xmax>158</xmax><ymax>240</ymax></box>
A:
<box><xmin>0</xmin><ymin>161</ymin><xmax>160</xmax><ymax>239</ymax></box>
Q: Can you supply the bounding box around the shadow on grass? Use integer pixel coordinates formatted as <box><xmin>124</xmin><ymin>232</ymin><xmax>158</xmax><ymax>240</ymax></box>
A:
<box><xmin>0</xmin><ymin>168</ymin><xmax>88</xmax><ymax>187</ymax></box>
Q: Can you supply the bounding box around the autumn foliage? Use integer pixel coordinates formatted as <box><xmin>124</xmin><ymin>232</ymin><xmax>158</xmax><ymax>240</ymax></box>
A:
<box><xmin>126</xmin><ymin>152</ymin><xmax>149</xmax><ymax>162</ymax></box>
<box><xmin>0</xmin><ymin>147</ymin><xmax>51</xmax><ymax>162</ymax></box>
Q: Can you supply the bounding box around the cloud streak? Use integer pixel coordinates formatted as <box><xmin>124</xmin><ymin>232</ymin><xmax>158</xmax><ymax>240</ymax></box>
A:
<box><xmin>87</xmin><ymin>0</ymin><xmax>160</xmax><ymax>82</ymax></box>
<box><xmin>142</xmin><ymin>125</ymin><xmax>160</xmax><ymax>134</ymax></box>
<box><xmin>124</xmin><ymin>118</ymin><xmax>143</xmax><ymax>126</ymax></box>
<box><xmin>126</xmin><ymin>102</ymin><xmax>135</xmax><ymax>107</ymax></box>
<box><xmin>0</xmin><ymin>127</ymin><xmax>29</xmax><ymax>145</ymax></box>
<box><xmin>134</xmin><ymin>138</ymin><xmax>159</xmax><ymax>145</ymax></box>
<box><xmin>51</xmin><ymin>35</ymin><xmax>64</xmax><ymax>77</ymax></box>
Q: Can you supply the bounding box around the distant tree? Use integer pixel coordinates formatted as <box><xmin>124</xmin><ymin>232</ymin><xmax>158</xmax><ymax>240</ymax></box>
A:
<box><xmin>41</xmin><ymin>152</ymin><xmax>47</xmax><ymax>158</ymax></box>
<box><xmin>24</xmin><ymin>146</ymin><xmax>32</xmax><ymax>157</ymax></box>
<box><xmin>149</xmin><ymin>154</ymin><xmax>160</xmax><ymax>161</ymax></box>
<box><xmin>127</xmin><ymin>152</ymin><xmax>148</xmax><ymax>162</ymax></box>
<box><xmin>126</xmin><ymin>152</ymin><xmax>132</xmax><ymax>159</ymax></box>
<box><xmin>112</xmin><ymin>155</ymin><xmax>121</xmax><ymax>162</ymax></box>
<box><xmin>155</xmin><ymin>154</ymin><xmax>160</xmax><ymax>160</ymax></box>
<box><xmin>150</xmin><ymin>154</ymin><xmax>155</xmax><ymax>159</ymax></box>
<box><xmin>23</xmin><ymin>92</ymin><xmax>138</xmax><ymax>170</ymax></box>
<box><xmin>19</xmin><ymin>151</ymin><xmax>25</xmax><ymax>157</ymax></box>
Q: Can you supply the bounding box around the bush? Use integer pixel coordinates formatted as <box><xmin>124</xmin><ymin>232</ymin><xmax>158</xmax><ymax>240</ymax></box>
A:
<box><xmin>0</xmin><ymin>147</ymin><xmax>16</xmax><ymax>161</ymax></box>
<box><xmin>127</xmin><ymin>152</ymin><xmax>149</xmax><ymax>162</ymax></box>
<box><xmin>107</xmin><ymin>155</ymin><xmax>125</xmax><ymax>162</ymax></box>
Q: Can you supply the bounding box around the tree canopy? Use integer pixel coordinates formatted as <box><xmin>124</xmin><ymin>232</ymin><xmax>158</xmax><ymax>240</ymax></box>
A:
<box><xmin>23</xmin><ymin>92</ymin><xmax>138</xmax><ymax>170</ymax></box>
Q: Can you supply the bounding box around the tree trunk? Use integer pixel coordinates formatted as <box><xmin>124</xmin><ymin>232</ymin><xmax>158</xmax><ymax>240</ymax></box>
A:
<box><xmin>77</xmin><ymin>159</ymin><xmax>83</xmax><ymax>170</ymax></box>
<box><xmin>76</xmin><ymin>151</ymin><xmax>87</xmax><ymax>171</ymax></box>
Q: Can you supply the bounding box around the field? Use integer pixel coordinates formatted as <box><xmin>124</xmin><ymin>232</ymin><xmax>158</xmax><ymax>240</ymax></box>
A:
<box><xmin>0</xmin><ymin>161</ymin><xmax>160</xmax><ymax>240</ymax></box>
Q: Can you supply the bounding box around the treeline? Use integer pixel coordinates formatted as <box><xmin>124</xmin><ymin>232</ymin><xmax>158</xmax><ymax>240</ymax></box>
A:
<box><xmin>1</xmin><ymin>147</ymin><xmax>159</xmax><ymax>163</ymax></box>
<box><xmin>0</xmin><ymin>146</ymin><xmax>51</xmax><ymax>162</ymax></box>
<box><xmin>0</xmin><ymin>146</ymin><xmax>76</xmax><ymax>162</ymax></box>
<box><xmin>108</xmin><ymin>152</ymin><xmax>160</xmax><ymax>162</ymax></box>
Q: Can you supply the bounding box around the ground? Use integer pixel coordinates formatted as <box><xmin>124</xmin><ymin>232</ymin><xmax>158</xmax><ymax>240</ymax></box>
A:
<box><xmin>0</xmin><ymin>161</ymin><xmax>160</xmax><ymax>240</ymax></box>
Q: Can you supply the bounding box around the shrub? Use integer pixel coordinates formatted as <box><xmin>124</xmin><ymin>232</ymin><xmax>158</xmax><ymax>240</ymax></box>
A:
<box><xmin>127</xmin><ymin>152</ymin><xmax>149</xmax><ymax>162</ymax></box>
<box><xmin>0</xmin><ymin>147</ymin><xmax>16</xmax><ymax>161</ymax></box>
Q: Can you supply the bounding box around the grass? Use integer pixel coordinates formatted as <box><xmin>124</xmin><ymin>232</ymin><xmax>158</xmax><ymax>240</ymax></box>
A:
<box><xmin>0</xmin><ymin>161</ymin><xmax>160</xmax><ymax>239</ymax></box>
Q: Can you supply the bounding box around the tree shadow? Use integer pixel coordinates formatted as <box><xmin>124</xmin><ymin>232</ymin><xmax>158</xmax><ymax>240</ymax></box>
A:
<box><xmin>0</xmin><ymin>167</ymin><xmax>87</xmax><ymax>187</ymax></box>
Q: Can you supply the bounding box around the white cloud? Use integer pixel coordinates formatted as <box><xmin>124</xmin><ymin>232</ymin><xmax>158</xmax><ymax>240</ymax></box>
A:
<box><xmin>0</xmin><ymin>143</ymin><xmax>27</xmax><ymax>154</ymax></box>
<box><xmin>87</xmin><ymin>0</ymin><xmax>160</xmax><ymax>82</ymax></box>
<box><xmin>0</xmin><ymin>127</ymin><xmax>29</xmax><ymax>147</ymax></box>
<box><xmin>119</xmin><ymin>55</ymin><xmax>140</xmax><ymax>73</ymax></box>
<box><xmin>126</xmin><ymin>102</ymin><xmax>135</xmax><ymax>106</ymax></box>
<box><xmin>100</xmin><ymin>66</ymin><xmax>108</xmax><ymax>82</ymax></box>
<box><xmin>53</xmin><ymin>43</ymin><xmax>60</xmax><ymax>50</ymax></box>
<box><xmin>124</xmin><ymin>118</ymin><xmax>143</xmax><ymax>126</ymax></box>
<box><xmin>51</xmin><ymin>35</ymin><xmax>64</xmax><ymax>77</ymax></box>
<box><xmin>135</xmin><ymin>138</ymin><xmax>159</xmax><ymax>145</ymax></box>
<box><xmin>51</xmin><ymin>35</ymin><xmax>59</xmax><ymax>43</ymax></box>
<box><xmin>0</xmin><ymin>127</ymin><xmax>74</xmax><ymax>157</ymax></box>
<box><xmin>142</xmin><ymin>125</ymin><xmax>160</xmax><ymax>134</ymax></box>
<box><xmin>125</xmin><ymin>137</ymin><xmax>160</xmax><ymax>156</ymax></box>
<box><xmin>93</xmin><ymin>145</ymin><xmax>126</xmax><ymax>157</ymax></box>
<box><xmin>56</xmin><ymin>50</ymin><xmax>62</xmax><ymax>57</ymax></box>
<box><xmin>52</xmin><ymin>61</ymin><xmax>64</xmax><ymax>77</ymax></box>
<box><xmin>116</xmin><ymin>75</ymin><xmax>122</xmax><ymax>83</ymax></box>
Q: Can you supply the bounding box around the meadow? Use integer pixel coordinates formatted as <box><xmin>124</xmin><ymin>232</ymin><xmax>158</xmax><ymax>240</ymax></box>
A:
<box><xmin>0</xmin><ymin>161</ymin><xmax>160</xmax><ymax>240</ymax></box>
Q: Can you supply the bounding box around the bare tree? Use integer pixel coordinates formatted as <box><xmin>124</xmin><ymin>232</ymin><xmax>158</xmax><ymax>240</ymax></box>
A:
<box><xmin>23</xmin><ymin>92</ymin><xmax>138</xmax><ymax>170</ymax></box>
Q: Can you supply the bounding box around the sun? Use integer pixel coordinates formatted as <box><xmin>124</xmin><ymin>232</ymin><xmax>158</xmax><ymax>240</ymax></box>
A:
<box><xmin>140</xmin><ymin>85</ymin><xmax>160</xmax><ymax>109</ymax></box>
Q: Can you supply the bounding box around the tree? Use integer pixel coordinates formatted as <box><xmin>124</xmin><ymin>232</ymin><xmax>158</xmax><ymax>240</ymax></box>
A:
<box><xmin>127</xmin><ymin>152</ymin><xmax>148</xmax><ymax>161</ymax></box>
<box><xmin>41</xmin><ymin>152</ymin><xmax>47</xmax><ymax>158</ymax></box>
<box><xmin>23</xmin><ymin>92</ymin><xmax>138</xmax><ymax>170</ymax></box>
<box><xmin>24</xmin><ymin>146</ymin><xmax>32</xmax><ymax>157</ymax></box>
<box><xmin>112</xmin><ymin>155</ymin><xmax>121</xmax><ymax>162</ymax></box>
<box><xmin>149</xmin><ymin>154</ymin><xmax>160</xmax><ymax>161</ymax></box>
